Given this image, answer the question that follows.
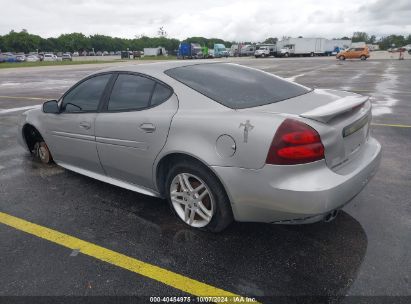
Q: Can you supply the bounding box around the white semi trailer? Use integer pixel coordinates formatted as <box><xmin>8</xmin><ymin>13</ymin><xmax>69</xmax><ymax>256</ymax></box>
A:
<box><xmin>324</xmin><ymin>39</ymin><xmax>352</xmax><ymax>55</ymax></box>
<box><xmin>278</xmin><ymin>38</ymin><xmax>327</xmax><ymax>57</ymax></box>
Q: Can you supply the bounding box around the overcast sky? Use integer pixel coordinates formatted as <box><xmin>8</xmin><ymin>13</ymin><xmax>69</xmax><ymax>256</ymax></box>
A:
<box><xmin>1</xmin><ymin>0</ymin><xmax>410</xmax><ymax>41</ymax></box>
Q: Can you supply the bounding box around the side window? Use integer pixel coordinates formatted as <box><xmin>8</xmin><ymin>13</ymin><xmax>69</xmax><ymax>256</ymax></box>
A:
<box><xmin>62</xmin><ymin>74</ymin><xmax>111</xmax><ymax>113</ymax></box>
<box><xmin>108</xmin><ymin>74</ymin><xmax>155</xmax><ymax>111</ymax></box>
<box><xmin>151</xmin><ymin>83</ymin><xmax>172</xmax><ymax>106</ymax></box>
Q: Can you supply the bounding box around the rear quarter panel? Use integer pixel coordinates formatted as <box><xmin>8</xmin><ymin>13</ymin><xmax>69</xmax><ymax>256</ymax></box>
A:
<box><xmin>155</xmin><ymin>86</ymin><xmax>286</xmax><ymax>170</ymax></box>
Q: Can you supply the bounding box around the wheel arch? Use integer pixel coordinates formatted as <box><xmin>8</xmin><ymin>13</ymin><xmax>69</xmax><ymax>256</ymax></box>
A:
<box><xmin>155</xmin><ymin>152</ymin><xmax>230</xmax><ymax>201</ymax></box>
<box><xmin>22</xmin><ymin>123</ymin><xmax>45</xmax><ymax>152</ymax></box>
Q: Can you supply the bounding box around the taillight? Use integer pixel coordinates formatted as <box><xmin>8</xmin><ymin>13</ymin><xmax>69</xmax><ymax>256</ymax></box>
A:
<box><xmin>266</xmin><ymin>119</ymin><xmax>325</xmax><ymax>165</ymax></box>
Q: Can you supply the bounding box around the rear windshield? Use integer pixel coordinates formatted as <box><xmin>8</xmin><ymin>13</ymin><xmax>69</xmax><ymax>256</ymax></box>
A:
<box><xmin>165</xmin><ymin>63</ymin><xmax>310</xmax><ymax>109</ymax></box>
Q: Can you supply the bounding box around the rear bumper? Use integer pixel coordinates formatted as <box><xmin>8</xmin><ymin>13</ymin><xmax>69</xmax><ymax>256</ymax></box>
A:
<box><xmin>212</xmin><ymin>137</ymin><xmax>381</xmax><ymax>223</ymax></box>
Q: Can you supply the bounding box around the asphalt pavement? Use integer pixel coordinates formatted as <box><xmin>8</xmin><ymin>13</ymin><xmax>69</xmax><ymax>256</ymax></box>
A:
<box><xmin>0</xmin><ymin>57</ymin><xmax>410</xmax><ymax>303</ymax></box>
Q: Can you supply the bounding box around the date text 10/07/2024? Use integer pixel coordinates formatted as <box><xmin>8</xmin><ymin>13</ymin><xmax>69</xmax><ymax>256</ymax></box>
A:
<box><xmin>149</xmin><ymin>296</ymin><xmax>258</xmax><ymax>303</ymax></box>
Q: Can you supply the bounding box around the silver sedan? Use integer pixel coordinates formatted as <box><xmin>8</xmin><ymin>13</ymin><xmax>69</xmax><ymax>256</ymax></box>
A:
<box><xmin>17</xmin><ymin>62</ymin><xmax>381</xmax><ymax>232</ymax></box>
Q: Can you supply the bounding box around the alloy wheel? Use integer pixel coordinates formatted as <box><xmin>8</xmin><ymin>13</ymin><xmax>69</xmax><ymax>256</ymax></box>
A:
<box><xmin>170</xmin><ymin>173</ymin><xmax>214</xmax><ymax>228</ymax></box>
<box><xmin>36</xmin><ymin>142</ymin><xmax>51</xmax><ymax>164</ymax></box>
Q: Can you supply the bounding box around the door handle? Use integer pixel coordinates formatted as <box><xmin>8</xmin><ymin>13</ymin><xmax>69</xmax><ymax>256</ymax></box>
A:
<box><xmin>79</xmin><ymin>121</ymin><xmax>91</xmax><ymax>130</ymax></box>
<box><xmin>140</xmin><ymin>123</ymin><xmax>156</xmax><ymax>133</ymax></box>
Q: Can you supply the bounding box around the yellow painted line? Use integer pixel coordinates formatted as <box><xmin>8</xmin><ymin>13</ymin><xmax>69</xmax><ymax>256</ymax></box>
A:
<box><xmin>0</xmin><ymin>95</ymin><xmax>51</xmax><ymax>100</ymax></box>
<box><xmin>0</xmin><ymin>211</ymin><xmax>257</xmax><ymax>303</ymax></box>
<box><xmin>372</xmin><ymin>123</ymin><xmax>411</xmax><ymax>128</ymax></box>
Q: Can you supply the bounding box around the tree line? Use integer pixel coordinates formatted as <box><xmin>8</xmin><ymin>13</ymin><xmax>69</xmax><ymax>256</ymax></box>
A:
<box><xmin>1</xmin><ymin>30</ymin><xmax>410</xmax><ymax>54</ymax></box>
<box><xmin>352</xmin><ymin>32</ymin><xmax>411</xmax><ymax>49</ymax></box>
<box><xmin>0</xmin><ymin>30</ymin><xmax>234</xmax><ymax>54</ymax></box>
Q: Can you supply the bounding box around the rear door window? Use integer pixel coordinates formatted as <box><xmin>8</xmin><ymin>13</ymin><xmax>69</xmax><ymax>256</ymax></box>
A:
<box><xmin>165</xmin><ymin>63</ymin><xmax>311</xmax><ymax>109</ymax></box>
<box><xmin>108</xmin><ymin>74</ymin><xmax>155</xmax><ymax>111</ymax></box>
<box><xmin>151</xmin><ymin>83</ymin><xmax>173</xmax><ymax>106</ymax></box>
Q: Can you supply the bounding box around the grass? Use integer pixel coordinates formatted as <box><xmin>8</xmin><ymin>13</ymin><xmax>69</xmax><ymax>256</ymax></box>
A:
<box><xmin>136</xmin><ymin>55</ymin><xmax>177</xmax><ymax>60</ymax></box>
<box><xmin>0</xmin><ymin>56</ymin><xmax>177</xmax><ymax>69</ymax></box>
<box><xmin>0</xmin><ymin>60</ymin><xmax>124</xmax><ymax>69</ymax></box>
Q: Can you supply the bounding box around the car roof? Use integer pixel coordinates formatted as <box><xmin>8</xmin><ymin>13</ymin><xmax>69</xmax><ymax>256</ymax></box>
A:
<box><xmin>93</xmin><ymin>61</ymin><xmax>233</xmax><ymax>110</ymax></box>
<box><xmin>99</xmin><ymin>60</ymin><xmax>221</xmax><ymax>73</ymax></box>
<box><xmin>96</xmin><ymin>61</ymin><xmax>226</xmax><ymax>82</ymax></box>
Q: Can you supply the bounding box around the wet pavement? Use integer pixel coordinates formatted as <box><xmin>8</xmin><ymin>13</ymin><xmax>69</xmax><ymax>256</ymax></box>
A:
<box><xmin>0</xmin><ymin>57</ymin><xmax>410</xmax><ymax>302</ymax></box>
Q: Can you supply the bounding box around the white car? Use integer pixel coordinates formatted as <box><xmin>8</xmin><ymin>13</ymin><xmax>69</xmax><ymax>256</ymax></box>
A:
<box><xmin>43</xmin><ymin>53</ymin><xmax>57</xmax><ymax>62</ymax></box>
<box><xmin>26</xmin><ymin>55</ymin><xmax>40</xmax><ymax>62</ymax></box>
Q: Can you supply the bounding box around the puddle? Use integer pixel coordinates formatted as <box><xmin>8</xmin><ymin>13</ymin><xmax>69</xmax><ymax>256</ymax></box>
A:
<box><xmin>371</xmin><ymin>64</ymin><xmax>398</xmax><ymax>116</ymax></box>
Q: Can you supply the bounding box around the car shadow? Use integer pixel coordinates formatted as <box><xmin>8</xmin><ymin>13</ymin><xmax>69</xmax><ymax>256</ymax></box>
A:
<box><xmin>65</xmin><ymin>170</ymin><xmax>367</xmax><ymax>299</ymax></box>
<box><xmin>22</xmin><ymin>165</ymin><xmax>367</xmax><ymax>299</ymax></box>
<box><xmin>166</xmin><ymin>212</ymin><xmax>367</xmax><ymax>299</ymax></box>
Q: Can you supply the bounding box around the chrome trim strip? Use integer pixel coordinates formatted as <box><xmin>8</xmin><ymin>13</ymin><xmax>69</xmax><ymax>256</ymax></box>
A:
<box><xmin>96</xmin><ymin>136</ymin><xmax>148</xmax><ymax>150</ymax></box>
<box><xmin>56</xmin><ymin>161</ymin><xmax>161</xmax><ymax>198</ymax></box>
<box><xmin>51</xmin><ymin>131</ymin><xmax>95</xmax><ymax>141</ymax></box>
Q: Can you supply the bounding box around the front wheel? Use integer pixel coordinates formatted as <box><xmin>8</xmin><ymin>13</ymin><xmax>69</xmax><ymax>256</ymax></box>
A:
<box><xmin>261</xmin><ymin>53</ymin><xmax>266</xmax><ymax>58</ymax></box>
<box><xmin>339</xmin><ymin>56</ymin><xmax>345</xmax><ymax>60</ymax></box>
<box><xmin>34</xmin><ymin>141</ymin><xmax>53</xmax><ymax>164</ymax></box>
<box><xmin>360</xmin><ymin>55</ymin><xmax>366</xmax><ymax>60</ymax></box>
<box><xmin>165</xmin><ymin>161</ymin><xmax>233</xmax><ymax>232</ymax></box>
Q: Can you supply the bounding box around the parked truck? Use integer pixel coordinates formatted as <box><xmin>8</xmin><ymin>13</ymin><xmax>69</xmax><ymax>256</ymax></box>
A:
<box><xmin>144</xmin><ymin>47</ymin><xmax>167</xmax><ymax>56</ymax></box>
<box><xmin>229</xmin><ymin>44</ymin><xmax>239</xmax><ymax>56</ymax></box>
<box><xmin>254</xmin><ymin>44</ymin><xmax>277</xmax><ymax>58</ymax></box>
<box><xmin>239</xmin><ymin>44</ymin><xmax>256</xmax><ymax>56</ymax></box>
<box><xmin>278</xmin><ymin>38</ymin><xmax>327</xmax><ymax>57</ymax></box>
<box><xmin>178</xmin><ymin>43</ymin><xmax>203</xmax><ymax>59</ymax></box>
<box><xmin>214</xmin><ymin>43</ymin><xmax>228</xmax><ymax>58</ymax></box>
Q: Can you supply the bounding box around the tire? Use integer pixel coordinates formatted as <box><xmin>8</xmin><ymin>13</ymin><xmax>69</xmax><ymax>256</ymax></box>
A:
<box><xmin>261</xmin><ymin>53</ymin><xmax>266</xmax><ymax>58</ymax></box>
<box><xmin>284</xmin><ymin>52</ymin><xmax>289</xmax><ymax>58</ymax></box>
<box><xmin>360</xmin><ymin>55</ymin><xmax>366</xmax><ymax>60</ymax></box>
<box><xmin>34</xmin><ymin>141</ymin><xmax>53</xmax><ymax>164</ymax></box>
<box><xmin>165</xmin><ymin>160</ymin><xmax>233</xmax><ymax>232</ymax></box>
<box><xmin>339</xmin><ymin>56</ymin><xmax>345</xmax><ymax>61</ymax></box>
<box><xmin>310</xmin><ymin>52</ymin><xmax>314</xmax><ymax>57</ymax></box>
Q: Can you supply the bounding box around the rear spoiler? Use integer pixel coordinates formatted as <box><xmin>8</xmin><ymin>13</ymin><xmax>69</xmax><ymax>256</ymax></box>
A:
<box><xmin>300</xmin><ymin>95</ymin><xmax>369</xmax><ymax>123</ymax></box>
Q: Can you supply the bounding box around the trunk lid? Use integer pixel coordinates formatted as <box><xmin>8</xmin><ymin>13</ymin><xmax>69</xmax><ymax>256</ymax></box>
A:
<box><xmin>243</xmin><ymin>89</ymin><xmax>372</xmax><ymax>171</ymax></box>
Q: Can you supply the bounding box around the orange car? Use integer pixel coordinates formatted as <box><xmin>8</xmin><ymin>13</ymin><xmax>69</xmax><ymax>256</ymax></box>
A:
<box><xmin>336</xmin><ymin>47</ymin><xmax>370</xmax><ymax>60</ymax></box>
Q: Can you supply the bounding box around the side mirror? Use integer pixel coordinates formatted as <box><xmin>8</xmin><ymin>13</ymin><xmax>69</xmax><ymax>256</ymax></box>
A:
<box><xmin>43</xmin><ymin>100</ymin><xmax>59</xmax><ymax>114</ymax></box>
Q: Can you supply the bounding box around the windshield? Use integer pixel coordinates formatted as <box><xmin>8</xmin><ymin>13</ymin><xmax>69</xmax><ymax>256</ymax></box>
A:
<box><xmin>165</xmin><ymin>63</ymin><xmax>311</xmax><ymax>109</ymax></box>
